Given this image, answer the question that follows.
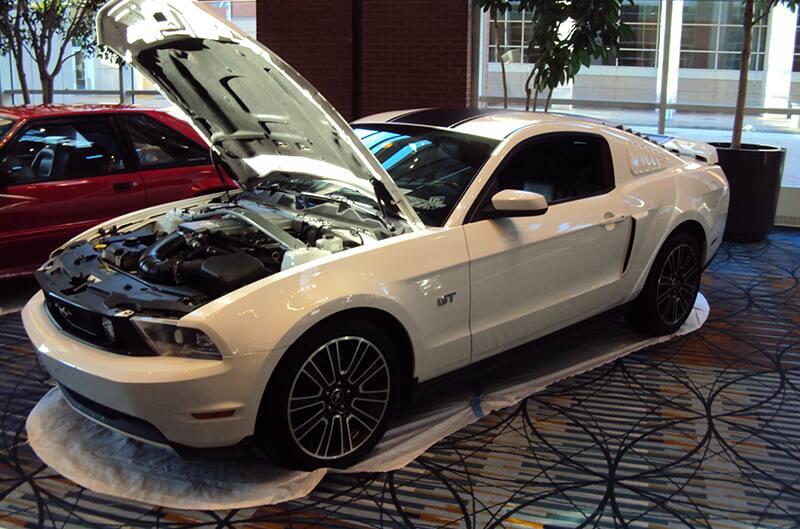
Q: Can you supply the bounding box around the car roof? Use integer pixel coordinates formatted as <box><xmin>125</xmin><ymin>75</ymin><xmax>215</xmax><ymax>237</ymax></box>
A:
<box><xmin>353</xmin><ymin>108</ymin><xmax>592</xmax><ymax>140</ymax></box>
<box><xmin>0</xmin><ymin>104</ymin><xmax>159</xmax><ymax>120</ymax></box>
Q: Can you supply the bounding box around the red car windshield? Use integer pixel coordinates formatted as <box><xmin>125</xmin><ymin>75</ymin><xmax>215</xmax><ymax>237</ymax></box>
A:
<box><xmin>0</xmin><ymin>115</ymin><xmax>16</xmax><ymax>141</ymax></box>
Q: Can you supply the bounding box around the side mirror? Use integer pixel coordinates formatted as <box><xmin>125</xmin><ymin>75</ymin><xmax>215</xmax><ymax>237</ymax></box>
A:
<box><xmin>487</xmin><ymin>189</ymin><xmax>548</xmax><ymax>218</ymax></box>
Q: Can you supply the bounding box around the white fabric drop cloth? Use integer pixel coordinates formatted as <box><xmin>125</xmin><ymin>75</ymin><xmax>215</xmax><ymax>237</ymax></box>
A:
<box><xmin>27</xmin><ymin>294</ymin><xmax>709</xmax><ymax>510</ymax></box>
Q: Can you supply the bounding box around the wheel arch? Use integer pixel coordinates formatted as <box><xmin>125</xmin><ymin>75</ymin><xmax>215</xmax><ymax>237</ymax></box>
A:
<box><xmin>627</xmin><ymin>214</ymin><xmax>709</xmax><ymax>302</ymax></box>
<box><xmin>669</xmin><ymin>218</ymin><xmax>708</xmax><ymax>263</ymax></box>
<box><xmin>263</xmin><ymin>306</ymin><xmax>416</xmax><ymax>405</ymax></box>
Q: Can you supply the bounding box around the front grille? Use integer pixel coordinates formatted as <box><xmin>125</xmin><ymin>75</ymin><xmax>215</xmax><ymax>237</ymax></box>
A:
<box><xmin>59</xmin><ymin>384</ymin><xmax>169</xmax><ymax>446</ymax></box>
<box><xmin>45</xmin><ymin>295</ymin><xmax>155</xmax><ymax>356</ymax></box>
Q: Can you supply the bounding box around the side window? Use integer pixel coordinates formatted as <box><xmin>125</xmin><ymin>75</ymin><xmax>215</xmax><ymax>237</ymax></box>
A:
<box><xmin>1</xmin><ymin>118</ymin><xmax>127</xmax><ymax>184</ymax></box>
<box><xmin>119</xmin><ymin>114</ymin><xmax>209</xmax><ymax>168</ymax></box>
<box><xmin>493</xmin><ymin>134</ymin><xmax>614</xmax><ymax>204</ymax></box>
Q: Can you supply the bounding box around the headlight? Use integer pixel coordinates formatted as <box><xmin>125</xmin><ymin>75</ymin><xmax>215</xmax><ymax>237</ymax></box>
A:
<box><xmin>132</xmin><ymin>317</ymin><xmax>222</xmax><ymax>361</ymax></box>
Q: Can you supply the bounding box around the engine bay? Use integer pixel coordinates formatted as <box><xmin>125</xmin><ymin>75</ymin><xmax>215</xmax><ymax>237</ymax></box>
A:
<box><xmin>36</xmin><ymin>187</ymin><xmax>390</xmax><ymax>317</ymax></box>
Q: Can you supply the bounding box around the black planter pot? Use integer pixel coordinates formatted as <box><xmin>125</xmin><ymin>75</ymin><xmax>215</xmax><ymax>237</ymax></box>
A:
<box><xmin>710</xmin><ymin>142</ymin><xmax>786</xmax><ymax>243</ymax></box>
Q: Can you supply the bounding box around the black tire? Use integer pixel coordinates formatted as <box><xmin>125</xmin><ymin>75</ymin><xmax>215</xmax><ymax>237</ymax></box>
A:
<box><xmin>255</xmin><ymin>318</ymin><xmax>398</xmax><ymax>470</ymax></box>
<box><xmin>627</xmin><ymin>232</ymin><xmax>701</xmax><ymax>335</ymax></box>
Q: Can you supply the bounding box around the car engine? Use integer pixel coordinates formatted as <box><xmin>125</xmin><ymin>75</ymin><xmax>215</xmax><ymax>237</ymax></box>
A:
<box><xmin>36</xmin><ymin>192</ymin><xmax>383</xmax><ymax>317</ymax></box>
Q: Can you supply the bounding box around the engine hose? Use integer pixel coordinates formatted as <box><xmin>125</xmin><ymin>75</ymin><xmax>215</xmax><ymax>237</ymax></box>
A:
<box><xmin>138</xmin><ymin>232</ymin><xmax>188</xmax><ymax>284</ymax></box>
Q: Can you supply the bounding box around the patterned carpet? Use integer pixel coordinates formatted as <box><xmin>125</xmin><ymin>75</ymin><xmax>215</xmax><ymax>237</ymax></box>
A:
<box><xmin>1</xmin><ymin>229</ymin><xmax>799</xmax><ymax>528</ymax></box>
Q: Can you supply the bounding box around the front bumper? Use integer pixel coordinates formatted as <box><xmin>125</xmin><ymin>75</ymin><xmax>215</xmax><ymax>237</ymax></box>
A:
<box><xmin>22</xmin><ymin>290</ymin><xmax>269</xmax><ymax>449</ymax></box>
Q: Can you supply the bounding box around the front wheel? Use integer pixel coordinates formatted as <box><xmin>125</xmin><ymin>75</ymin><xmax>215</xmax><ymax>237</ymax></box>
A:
<box><xmin>628</xmin><ymin>232</ymin><xmax>701</xmax><ymax>335</ymax></box>
<box><xmin>256</xmin><ymin>319</ymin><xmax>397</xmax><ymax>470</ymax></box>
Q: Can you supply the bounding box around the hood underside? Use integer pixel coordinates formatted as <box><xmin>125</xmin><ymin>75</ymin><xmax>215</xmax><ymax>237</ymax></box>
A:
<box><xmin>97</xmin><ymin>0</ymin><xmax>422</xmax><ymax>230</ymax></box>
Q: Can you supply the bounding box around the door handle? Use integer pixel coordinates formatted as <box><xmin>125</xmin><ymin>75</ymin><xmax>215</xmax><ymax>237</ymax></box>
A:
<box><xmin>599</xmin><ymin>213</ymin><xmax>627</xmax><ymax>226</ymax></box>
<box><xmin>113</xmin><ymin>181</ymin><xmax>135</xmax><ymax>191</ymax></box>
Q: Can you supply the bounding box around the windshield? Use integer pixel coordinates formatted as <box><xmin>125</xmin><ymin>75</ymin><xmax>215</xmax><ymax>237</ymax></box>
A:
<box><xmin>355</xmin><ymin>125</ymin><xmax>498</xmax><ymax>226</ymax></box>
<box><xmin>0</xmin><ymin>116</ymin><xmax>16</xmax><ymax>142</ymax></box>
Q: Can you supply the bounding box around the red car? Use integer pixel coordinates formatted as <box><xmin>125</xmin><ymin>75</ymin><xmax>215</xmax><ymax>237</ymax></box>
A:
<box><xmin>0</xmin><ymin>105</ymin><xmax>236</xmax><ymax>278</ymax></box>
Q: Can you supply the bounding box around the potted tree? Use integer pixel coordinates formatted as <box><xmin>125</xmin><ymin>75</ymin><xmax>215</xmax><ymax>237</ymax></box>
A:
<box><xmin>711</xmin><ymin>0</ymin><xmax>798</xmax><ymax>242</ymax></box>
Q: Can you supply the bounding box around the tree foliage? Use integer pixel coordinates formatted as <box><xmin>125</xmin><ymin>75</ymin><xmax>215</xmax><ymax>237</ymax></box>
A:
<box><xmin>521</xmin><ymin>0</ymin><xmax>633</xmax><ymax>111</ymax></box>
<box><xmin>0</xmin><ymin>0</ymin><xmax>110</xmax><ymax>104</ymax></box>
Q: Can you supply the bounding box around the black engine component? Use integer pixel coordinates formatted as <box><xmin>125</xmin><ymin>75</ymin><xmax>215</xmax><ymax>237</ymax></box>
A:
<box><xmin>197</xmin><ymin>253</ymin><xmax>267</xmax><ymax>294</ymax></box>
<box><xmin>137</xmin><ymin>230</ymin><xmax>269</xmax><ymax>294</ymax></box>
<box><xmin>101</xmin><ymin>240</ymin><xmax>150</xmax><ymax>270</ymax></box>
<box><xmin>138</xmin><ymin>232</ymin><xmax>187</xmax><ymax>284</ymax></box>
<box><xmin>99</xmin><ymin>229</ymin><xmax>157</xmax><ymax>270</ymax></box>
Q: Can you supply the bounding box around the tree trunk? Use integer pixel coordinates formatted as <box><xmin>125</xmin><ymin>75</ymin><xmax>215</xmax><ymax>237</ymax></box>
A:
<box><xmin>12</xmin><ymin>50</ymin><xmax>30</xmax><ymax>105</ymax></box>
<box><xmin>40</xmin><ymin>73</ymin><xmax>54</xmax><ymax>105</ymax></box>
<box><xmin>732</xmin><ymin>0</ymin><xmax>754</xmax><ymax>150</ymax></box>
<box><xmin>492</xmin><ymin>16</ymin><xmax>508</xmax><ymax>109</ymax></box>
<box><xmin>524</xmin><ymin>66</ymin><xmax>536</xmax><ymax>111</ymax></box>
<box><xmin>544</xmin><ymin>87</ymin><xmax>554</xmax><ymax>111</ymax></box>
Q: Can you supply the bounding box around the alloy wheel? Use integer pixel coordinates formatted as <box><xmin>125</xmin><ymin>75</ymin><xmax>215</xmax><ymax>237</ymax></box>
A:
<box><xmin>287</xmin><ymin>336</ymin><xmax>391</xmax><ymax>461</ymax></box>
<box><xmin>656</xmin><ymin>243</ymin><xmax>699</xmax><ymax>326</ymax></box>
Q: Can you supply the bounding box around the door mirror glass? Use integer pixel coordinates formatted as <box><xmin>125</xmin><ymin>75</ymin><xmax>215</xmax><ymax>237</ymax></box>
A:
<box><xmin>489</xmin><ymin>189</ymin><xmax>548</xmax><ymax>217</ymax></box>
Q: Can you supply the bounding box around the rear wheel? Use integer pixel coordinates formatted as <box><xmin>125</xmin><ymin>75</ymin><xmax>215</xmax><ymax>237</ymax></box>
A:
<box><xmin>628</xmin><ymin>232</ymin><xmax>701</xmax><ymax>335</ymax></box>
<box><xmin>256</xmin><ymin>319</ymin><xmax>397</xmax><ymax>470</ymax></box>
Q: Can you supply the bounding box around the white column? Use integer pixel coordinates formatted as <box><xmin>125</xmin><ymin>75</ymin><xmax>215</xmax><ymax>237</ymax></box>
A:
<box><xmin>657</xmin><ymin>0</ymin><xmax>683</xmax><ymax>128</ymax></box>
<box><xmin>762</xmin><ymin>3</ymin><xmax>798</xmax><ymax>110</ymax></box>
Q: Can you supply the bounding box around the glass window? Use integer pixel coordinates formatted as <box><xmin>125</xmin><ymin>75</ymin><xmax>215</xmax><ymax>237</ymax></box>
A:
<box><xmin>681</xmin><ymin>26</ymin><xmax>718</xmax><ymax>51</ymax></box>
<box><xmin>74</xmin><ymin>52</ymin><xmax>86</xmax><ymax>90</ymax></box>
<box><xmin>491</xmin><ymin>134</ymin><xmax>614</xmax><ymax>205</ymax></box>
<box><xmin>617</xmin><ymin>50</ymin><xmax>658</xmax><ymax>67</ymax></box>
<box><xmin>593</xmin><ymin>1</ymin><xmax>662</xmax><ymax>67</ymax></box>
<box><xmin>119</xmin><ymin>114</ymin><xmax>209</xmax><ymax>168</ymax></box>
<box><xmin>494</xmin><ymin>1</ymin><xmax>660</xmax><ymax>68</ymax></box>
<box><xmin>680</xmin><ymin>52</ymin><xmax>716</xmax><ymax>69</ymax></box>
<box><xmin>0</xmin><ymin>116</ymin><xmax>16</xmax><ymax>142</ymax></box>
<box><xmin>1</xmin><ymin>118</ymin><xmax>126</xmax><ymax>183</ymax></box>
<box><xmin>622</xmin><ymin>1</ymin><xmax>660</xmax><ymax>24</ymax></box>
<box><xmin>488</xmin><ymin>12</ymin><xmax>526</xmax><ymax>63</ymax></box>
<box><xmin>680</xmin><ymin>1</ymin><xmax>768</xmax><ymax>71</ymax></box>
<box><xmin>355</xmin><ymin>125</ymin><xmax>498</xmax><ymax>226</ymax></box>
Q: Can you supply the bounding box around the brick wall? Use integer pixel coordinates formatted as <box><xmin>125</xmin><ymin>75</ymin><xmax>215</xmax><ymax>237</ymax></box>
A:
<box><xmin>256</xmin><ymin>0</ymin><xmax>472</xmax><ymax>120</ymax></box>
<box><xmin>257</xmin><ymin>0</ymin><xmax>354</xmax><ymax>118</ymax></box>
<box><xmin>360</xmin><ymin>0</ymin><xmax>473</xmax><ymax>117</ymax></box>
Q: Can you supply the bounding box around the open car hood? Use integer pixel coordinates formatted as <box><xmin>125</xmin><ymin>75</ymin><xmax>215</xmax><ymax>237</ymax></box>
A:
<box><xmin>97</xmin><ymin>0</ymin><xmax>423</xmax><ymax>230</ymax></box>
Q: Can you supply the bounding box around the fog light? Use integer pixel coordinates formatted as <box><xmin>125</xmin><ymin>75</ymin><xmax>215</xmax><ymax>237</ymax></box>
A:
<box><xmin>101</xmin><ymin>317</ymin><xmax>116</xmax><ymax>343</ymax></box>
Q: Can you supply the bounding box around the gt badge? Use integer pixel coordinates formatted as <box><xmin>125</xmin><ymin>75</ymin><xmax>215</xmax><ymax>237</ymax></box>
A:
<box><xmin>437</xmin><ymin>292</ymin><xmax>456</xmax><ymax>306</ymax></box>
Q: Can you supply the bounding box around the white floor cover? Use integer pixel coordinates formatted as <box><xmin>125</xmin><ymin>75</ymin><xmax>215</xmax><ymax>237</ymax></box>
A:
<box><xmin>27</xmin><ymin>294</ymin><xmax>708</xmax><ymax>510</ymax></box>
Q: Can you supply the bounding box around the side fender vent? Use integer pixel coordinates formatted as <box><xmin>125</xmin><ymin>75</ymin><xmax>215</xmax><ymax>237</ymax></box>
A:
<box><xmin>622</xmin><ymin>218</ymin><xmax>637</xmax><ymax>275</ymax></box>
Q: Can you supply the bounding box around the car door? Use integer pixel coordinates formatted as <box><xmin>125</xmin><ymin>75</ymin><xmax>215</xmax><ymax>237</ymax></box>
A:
<box><xmin>463</xmin><ymin>132</ymin><xmax>633</xmax><ymax>362</ymax></box>
<box><xmin>116</xmin><ymin>113</ymin><xmax>220</xmax><ymax>206</ymax></box>
<box><xmin>0</xmin><ymin>116</ymin><xmax>146</xmax><ymax>276</ymax></box>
